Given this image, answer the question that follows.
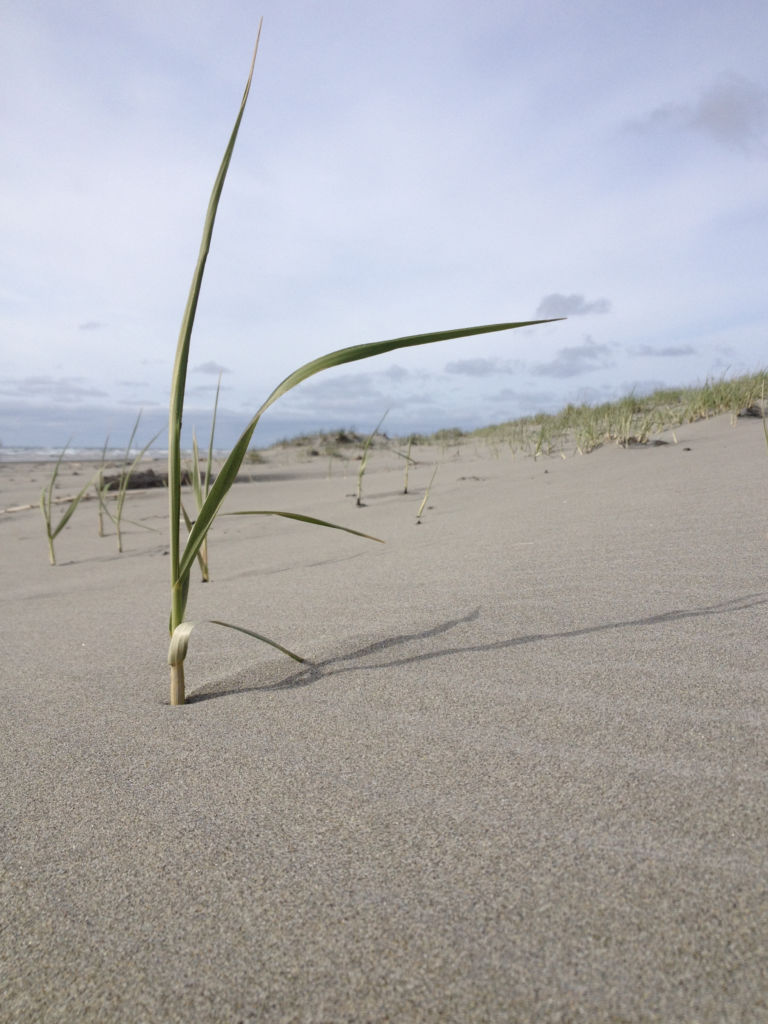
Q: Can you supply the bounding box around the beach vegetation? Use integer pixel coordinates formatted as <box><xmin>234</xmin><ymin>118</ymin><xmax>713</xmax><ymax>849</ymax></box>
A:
<box><xmin>165</xmin><ymin>29</ymin><xmax>556</xmax><ymax>704</ymax></box>
<box><xmin>467</xmin><ymin>369</ymin><xmax>768</xmax><ymax>458</ymax></box>
<box><xmin>394</xmin><ymin>435</ymin><xmax>417</xmax><ymax>493</ymax></box>
<box><xmin>96</xmin><ymin>412</ymin><xmax>161</xmax><ymax>553</ymax></box>
<box><xmin>181</xmin><ymin>374</ymin><xmax>222</xmax><ymax>581</ymax></box>
<box><xmin>356</xmin><ymin>410</ymin><xmax>388</xmax><ymax>507</ymax></box>
<box><xmin>416</xmin><ymin>464</ymin><xmax>439</xmax><ymax>525</ymax></box>
<box><xmin>95</xmin><ymin>435</ymin><xmax>111</xmax><ymax>538</ymax></box>
<box><xmin>40</xmin><ymin>443</ymin><xmax>97</xmax><ymax>565</ymax></box>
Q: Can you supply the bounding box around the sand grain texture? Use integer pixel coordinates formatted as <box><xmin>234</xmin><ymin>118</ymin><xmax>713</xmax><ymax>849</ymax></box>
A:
<box><xmin>1</xmin><ymin>416</ymin><xmax>766</xmax><ymax>1022</ymax></box>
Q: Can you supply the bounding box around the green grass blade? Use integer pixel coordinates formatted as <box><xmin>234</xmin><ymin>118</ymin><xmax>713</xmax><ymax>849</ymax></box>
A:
<box><xmin>179</xmin><ymin>508</ymin><xmax>383</xmax><ymax>583</ymax></box>
<box><xmin>362</xmin><ymin>409</ymin><xmax>389</xmax><ymax>461</ymax></box>
<box><xmin>357</xmin><ymin>409</ymin><xmax>388</xmax><ymax>504</ymax></box>
<box><xmin>115</xmin><ymin>416</ymin><xmax>161</xmax><ymax>549</ymax></box>
<box><xmin>209</xmin><ymin>620</ymin><xmax>305</xmax><ymax>662</ymax></box>
<box><xmin>45</xmin><ymin>438</ymin><xmax>71</xmax><ymax>523</ymax></box>
<box><xmin>204</xmin><ymin>372</ymin><xmax>222</xmax><ymax>495</ymax></box>
<box><xmin>191</xmin><ymin>432</ymin><xmax>204</xmax><ymax>511</ymax></box>
<box><xmin>98</xmin><ymin>495</ymin><xmax>118</xmax><ymax>528</ymax></box>
<box><xmin>168</xmin><ymin>618</ymin><xmax>305</xmax><ymax>668</ymax></box>
<box><xmin>223</xmin><ymin>509</ymin><xmax>384</xmax><ymax>541</ymax></box>
<box><xmin>51</xmin><ymin>468</ymin><xmax>100</xmax><ymax>540</ymax></box>
<box><xmin>417</xmin><ymin>464</ymin><xmax>439</xmax><ymax>522</ymax></box>
<box><xmin>259</xmin><ymin>321</ymin><xmax>561</xmax><ymax>419</ymax></box>
<box><xmin>178</xmin><ymin>317</ymin><xmax>561</xmax><ymax>583</ymax></box>
<box><xmin>181</xmin><ymin>499</ymin><xmax>209</xmax><ymax>580</ymax></box>
<box><xmin>169</xmin><ymin>25</ymin><xmax>262</xmax><ymax>628</ymax></box>
<box><xmin>96</xmin><ymin>433</ymin><xmax>110</xmax><ymax>536</ymax></box>
<box><xmin>114</xmin><ymin>515</ymin><xmax>158</xmax><ymax>534</ymax></box>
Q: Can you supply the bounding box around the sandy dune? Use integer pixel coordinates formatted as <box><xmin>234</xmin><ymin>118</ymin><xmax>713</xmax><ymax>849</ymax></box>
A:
<box><xmin>1</xmin><ymin>414</ymin><xmax>766</xmax><ymax>1022</ymax></box>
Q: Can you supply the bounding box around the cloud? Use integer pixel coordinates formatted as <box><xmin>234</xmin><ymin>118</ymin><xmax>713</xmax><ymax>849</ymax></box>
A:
<box><xmin>0</xmin><ymin>376</ymin><xmax>108</xmax><ymax>402</ymax></box>
<box><xmin>535</xmin><ymin>294</ymin><xmax>612</xmax><ymax>317</ymax></box>
<box><xmin>630</xmin><ymin>73</ymin><xmax>768</xmax><ymax>157</ymax></box>
<box><xmin>193</xmin><ymin>361</ymin><xmax>229</xmax><ymax>375</ymax></box>
<box><xmin>383</xmin><ymin>364</ymin><xmax>410</xmax><ymax>381</ymax></box>
<box><xmin>532</xmin><ymin>337</ymin><xmax>614</xmax><ymax>378</ymax></box>
<box><xmin>629</xmin><ymin>344</ymin><xmax>696</xmax><ymax>357</ymax></box>
<box><xmin>290</xmin><ymin>371</ymin><xmax>384</xmax><ymax>402</ymax></box>
<box><xmin>444</xmin><ymin>357</ymin><xmax>524</xmax><ymax>377</ymax></box>
<box><xmin>692</xmin><ymin>74</ymin><xmax>768</xmax><ymax>154</ymax></box>
<box><xmin>78</xmin><ymin>320</ymin><xmax>104</xmax><ymax>331</ymax></box>
<box><xmin>488</xmin><ymin>386</ymin><xmax>559</xmax><ymax>409</ymax></box>
<box><xmin>116</xmin><ymin>397</ymin><xmax>162</xmax><ymax>407</ymax></box>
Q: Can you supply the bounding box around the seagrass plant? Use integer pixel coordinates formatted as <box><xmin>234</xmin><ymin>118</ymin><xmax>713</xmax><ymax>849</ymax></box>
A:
<box><xmin>166</xmin><ymin>25</ymin><xmax>559</xmax><ymax>704</ymax></box>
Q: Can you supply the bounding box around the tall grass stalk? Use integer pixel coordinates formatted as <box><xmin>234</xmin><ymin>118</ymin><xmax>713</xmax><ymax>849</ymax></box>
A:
<box><xmin>356</xmin><ymin>410</ymin><xmax>388</xmax><ymax>506</ymax></box>
<box><xmin>96</xmin><ymin>412</ymin><xmax>161</xmax><ymax>551</ymax></box>
<box><xmin>416</xmin><ymin>465</ymin><xmax>439</xmax><ymax>524</ymax></box>
<box><xmin>40</xmin><ymin>443</ymin><xmax>96</xmax><ymax>565</ymax></box>
<box><xmin>397</xmin><ymin>436</ymin><xmax>416</xmax><ymax>493</ymax></box>
<box><xmin>182</xmin><ymin>373</ymin><xmax>222</xmax><ymax>580</ymax></box>
<box><xmin>114</xmin><ymin>413</ymin><xmax>161</xmax><ymax>552</ymax></box>
<box><xmin>95</xmin><ymin>434</ymin><xmax>111</xmax><ymax>537</ymax></box>
<box><xmin>166</xmin><ymin>29</ymin><xmax>558</xmax><ymax>704</ymax></box>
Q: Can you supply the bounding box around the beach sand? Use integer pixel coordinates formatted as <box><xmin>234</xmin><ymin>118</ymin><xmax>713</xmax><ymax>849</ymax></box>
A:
<box><xmin>1</xmin><ymin>414</ymin><xmax>766</xmax><ymax>1022</ymax></box>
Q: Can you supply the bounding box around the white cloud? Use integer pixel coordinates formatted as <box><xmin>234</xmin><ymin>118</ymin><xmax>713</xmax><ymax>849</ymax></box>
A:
<box><xmin>535</xmin><ymin>294</ymin><xmax>612</xmax><ymax>318</ymax></box>
<box><xmin>629</xmin><ymin>72</ymin><xmax>768</xmax><ymax>157</ymax></box>
<box><xmin>2</xmin><ymin>2</ymin><xmax>767</xmax><ymax>447</ymax></box>
<box><xmin>0</xmin><ymin>376</ymin><xmax>109</xmax><ymax>402</ymax></box>
<box><xmin>629</xmin><ymin>344</ymin><xmax>697</xmax><ymax>358</ymax></box>
<box><xmin>193</xmin><ymin>361</ymin><xmax>229</xmax><ymax>375</ymax></box>
<box><xmin>444</xmin><ymin>357</ymin><xmax>525</xmax><ymax>377</ymax></box>
<box><xmin>533</xmin><ymin>338</ymin><xmax>614</xmax><ymax>379</ymax></box>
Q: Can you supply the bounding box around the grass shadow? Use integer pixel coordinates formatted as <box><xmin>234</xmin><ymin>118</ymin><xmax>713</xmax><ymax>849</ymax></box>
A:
<box><xmin>188</xmin><ymin>593</ymin><xmax>768</xmax><ymax>702</ymax></box>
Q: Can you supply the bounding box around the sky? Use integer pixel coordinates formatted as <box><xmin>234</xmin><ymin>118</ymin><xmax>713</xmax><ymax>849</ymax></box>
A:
<box><xmin>2</xmin><ymin>0</ymin><xmax>767</xmax><ymax>449</ymax></box>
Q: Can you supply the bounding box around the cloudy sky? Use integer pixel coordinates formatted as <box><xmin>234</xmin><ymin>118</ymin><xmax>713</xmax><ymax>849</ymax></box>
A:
<box><xmin>2</xmin><ymin>0</ymin><xmax>766</xmax><ymax>449</ymax></box>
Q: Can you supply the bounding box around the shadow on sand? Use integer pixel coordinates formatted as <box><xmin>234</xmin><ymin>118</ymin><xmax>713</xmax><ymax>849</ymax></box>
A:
<box><xmin>187</xmin><ymin>592</ymin><xmax>768</xmax><ymax>703</ymax></box>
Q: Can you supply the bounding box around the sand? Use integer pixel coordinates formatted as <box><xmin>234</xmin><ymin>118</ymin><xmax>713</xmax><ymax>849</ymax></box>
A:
<box><xmin>1</xmin><ymin>414</ymin><xmax>766</xmax><ymax>1023</ymax></box>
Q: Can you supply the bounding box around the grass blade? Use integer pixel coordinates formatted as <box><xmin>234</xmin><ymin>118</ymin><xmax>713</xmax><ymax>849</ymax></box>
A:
<box><xmin>169</xmin><ymin>25</ymin><xmax>262</xmax><ymax>631</ymax></box>
<box><xmin>40</xmin><ymin>440</ymin><xmax>99</xmax><ymax>563</ymax></box>
<box><xmin>209</xmin><ymin>620</ymin><xmax>306</xmax><ymax>662</ymax></box>
<box><xmin>179</xmin><ymin>318</ymin><xmax>561</xmax><ymax>583</ymax></box>
<box><xmin>168</xmin><ymin>619</ymin><xmax>305</xmax><ymax>673</ymax></box>
<box><xmin>223</xmin><ymin>508</ymin><xmax>384</xmax><ymax>544</ymax></box>
<box><xmin>164</xmin><ymin>26</ymin><xmax>561</xmax><ymax>704</ymax></box>
<box><xmin>115</xmin><ymin>413</ymin><xmax>162</xmax><ymax>552</ymax></box>
<box><xmin>357</xmin><ymin>409</ymin><xmax>388</xmax><ymax>506</ymax></box>
<box><xmin>417</xmin><ymin>464</ymin><xmax>439</xmax><ymax>523</ymax></box>
<box><xmin>204</xmin><ymin>372</ymin><xmax>223</xmax><ymax>495</ymax></box>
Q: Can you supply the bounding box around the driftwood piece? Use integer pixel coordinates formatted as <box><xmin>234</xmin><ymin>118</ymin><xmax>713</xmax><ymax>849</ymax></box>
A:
<box><xmin>102</xmin><ymin>468</ymin><xmax>193</xmax><ymax>491</ymax></box>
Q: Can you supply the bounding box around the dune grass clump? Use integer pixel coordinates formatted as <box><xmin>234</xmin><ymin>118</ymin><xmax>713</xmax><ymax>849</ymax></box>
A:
<box><xmin>465</xmin><ymin>370</ymin><xmax>768</xmax><ymax>459</ymax></box>
<box><xmin>96</xmin><ymin>412</ymin><xmax>160</xmax><ymax>552</ymax></box>
<box><xmin>165</xmin><ymin>28</ymin><xmax>557</xmax><ymax>704</ymax></box>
